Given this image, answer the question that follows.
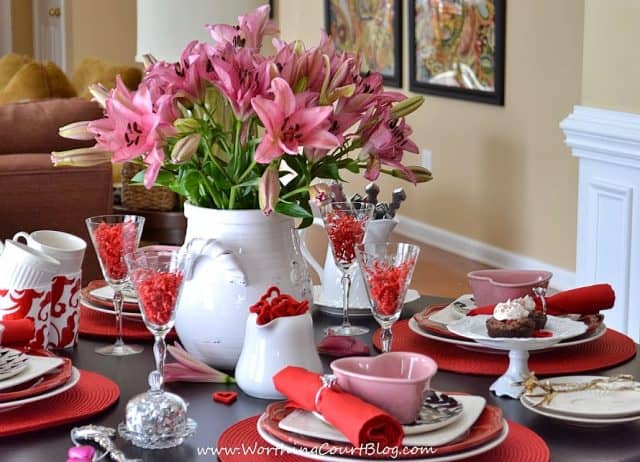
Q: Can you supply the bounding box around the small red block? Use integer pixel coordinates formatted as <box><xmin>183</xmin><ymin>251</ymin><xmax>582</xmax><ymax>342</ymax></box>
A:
<box><xmin>213</xmin><ymin>391</ymin><xmax>238</xmax><ymax>405</ymax></box>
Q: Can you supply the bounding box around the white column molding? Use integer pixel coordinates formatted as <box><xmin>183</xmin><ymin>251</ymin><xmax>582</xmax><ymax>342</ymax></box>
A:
<box><xmin>0</xmin><ymin>0</ymin><xmax>12</xmax><ymax>55</ymax></box>
<box><xmin>561</xmin><ymin>105</ymin><xmax>640</xmax><ymax>342</ymax></box>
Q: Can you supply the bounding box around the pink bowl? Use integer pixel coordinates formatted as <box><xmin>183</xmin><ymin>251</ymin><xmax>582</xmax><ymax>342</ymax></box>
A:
<box><xmin>330</xmin><ymin>352</ymin><xmax>438</xmax><ymax>424</ymax></box>
<box><xmin>467</xmin><ymin>269</ymin><xmax>552</xmax><ymax>306</ymax></box>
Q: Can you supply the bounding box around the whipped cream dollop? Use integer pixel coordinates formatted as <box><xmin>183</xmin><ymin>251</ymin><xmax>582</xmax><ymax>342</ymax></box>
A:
<box><xmin>493</xmin><ymin>297</ymin><xmax>534</xmax><ymax>321</ymax></box>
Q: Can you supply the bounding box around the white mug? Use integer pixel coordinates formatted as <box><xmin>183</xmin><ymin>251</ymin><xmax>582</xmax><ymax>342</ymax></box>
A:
<box><xmin>13</xmin><ymin>230</ymin><xmax>86</xmax><ymax>275</ymax></box>
<box><xmin>0</xmin><ymin>240</ymin><xmax>61</xmax><ymax>289</ymax></box>
<box><xmin>300</xmin><ymin>218</ymin><xmax>398</xmax><ymax>308</ymax></box>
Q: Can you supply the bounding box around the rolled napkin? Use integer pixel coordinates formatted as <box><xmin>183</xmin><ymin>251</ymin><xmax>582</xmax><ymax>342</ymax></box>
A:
<box><xmin>468</xmin><ymin>283</ymin><xmax>615</xmax><ymax>316</ymax></box>
<box><xmin>273</xmin><ymin>366</ymin><xmax>403</xmax><ymax>448</ymax></box>
<box><xmin>0</xmin><ymin>319</ymin><xmax>35</xmax><ymax>346</ymax></box>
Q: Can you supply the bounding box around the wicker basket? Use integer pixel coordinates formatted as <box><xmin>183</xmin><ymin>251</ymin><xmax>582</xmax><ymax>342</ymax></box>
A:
<box><xmin>121</xmin><ymin>162</ymin><xmax>177</xmax><ymax>211</ymax></box>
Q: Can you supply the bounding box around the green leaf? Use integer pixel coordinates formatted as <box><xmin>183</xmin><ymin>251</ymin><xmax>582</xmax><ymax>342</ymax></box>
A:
<box><xmin>275</xmin><ymin>201</ymin><xmax>313</xmax><ymax>219</ymax></box>
<box><xmin>337</xmin><ymin>158</ymin><xmax>360</xmax><ymax>174</ymax></box>
<box><xmin>313</xmin><ymin>158</ymin><xmax>340</xmax><ymax>180</ymax></box>
<box><xmin>130</xmin><ymin>169</ymin><xmax>145</xmax><ymax>184</ymax></box>
<box><xmin>154</xmin><ymin>170</ymin><xmax>176</xmax><ymax>187</ymax></box>
<box><xmin>297</xmin><ymin>215</ymin><xmax>314</xmax><ymax>229</ymax></box>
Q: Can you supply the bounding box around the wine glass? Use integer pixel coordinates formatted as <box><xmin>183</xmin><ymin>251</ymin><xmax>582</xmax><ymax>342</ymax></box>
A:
<box><xmin>121</xmin><ymin>247</ymin><xmax>196</xmax><ymax>449</ymax></box>
<box><xmin>320</xmin><ymin>201</ymin><xmax>374</xmax><ymax>336</ymax></box>
<box><xmin>85</xmin><ymin>215</ymin><xmax>145</xmax><ymax>356</ymax></box>
<box><xmin>356</xmin><ymin>242</ymin><xmax>420</xmax><ymax>352</ymax></box>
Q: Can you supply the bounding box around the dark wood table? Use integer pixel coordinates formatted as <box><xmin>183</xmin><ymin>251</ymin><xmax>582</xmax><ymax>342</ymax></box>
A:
<box><xmin>1</xmin><ymin>296</ymin><xmax>639</xmax><ymax>462</ymax></box>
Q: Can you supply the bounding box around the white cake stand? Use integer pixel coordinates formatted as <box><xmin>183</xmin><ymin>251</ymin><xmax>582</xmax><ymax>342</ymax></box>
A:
<box><xmin>447</xmin><ymin>316</ymin><xmax>588</xmax><ymax>399</ymax></box>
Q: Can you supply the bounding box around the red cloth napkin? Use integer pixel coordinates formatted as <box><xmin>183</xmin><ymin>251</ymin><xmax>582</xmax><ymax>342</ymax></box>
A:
<box><xmin>273</xmin><ymin>366</ymin><xmax>403</xmax><ymax>448</ymax></box>
<box><xmin>468</xmin><ymin>284</ymin><xmax>615</xmax><ymax>316</ymax></box>
<box><xmin>0</xmin><ymin>319</ymin><xmax>35</xmax><ymax>346</ymax></box>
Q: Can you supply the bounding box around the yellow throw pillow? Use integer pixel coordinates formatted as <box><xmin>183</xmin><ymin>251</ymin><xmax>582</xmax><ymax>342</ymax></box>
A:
<box><xmin>0</xmin><ymin>53</ymin><xmax>33</xmax><ymax>90</ymax></box>
<box><xmin>0</xmin><ymin>61</ymin><xmax>77</xmax><ymax>104</ymax></box>
<box><xmin>71</xmin><ymin>57</ymin><xmax>142</xmax><ymax>99</ymax></box>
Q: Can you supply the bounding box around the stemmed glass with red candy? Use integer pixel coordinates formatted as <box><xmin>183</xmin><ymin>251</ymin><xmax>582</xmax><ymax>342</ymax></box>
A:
<box><xmin>356</xmin><ymin>242</ymin><xmax>420</xmax><ymax>352</ymax></box>
<box><xmin>320</xmin><ymin>201</ymin><xmax>374</xmax><ymax>336</ymax></box>
<box><xmin>125</xmin><ymin>248</ymin><xmax>188</xmax><ymax>392</ymax></box>
<box><xmin>86</xmin><ymin>215</ymin><xmax>145</xmax><ymax>356</ymax></box>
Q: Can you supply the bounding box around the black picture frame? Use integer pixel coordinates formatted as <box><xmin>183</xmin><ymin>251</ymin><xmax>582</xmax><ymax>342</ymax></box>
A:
<box><xmin>324</xmin><ymin>0</ymin><xmax>402</xmax><ymax>88</ymax></box>
<box><xmin>409</xmin><ymin>0</ymin><xmax>506</xmax><ymax>105</ymax></box>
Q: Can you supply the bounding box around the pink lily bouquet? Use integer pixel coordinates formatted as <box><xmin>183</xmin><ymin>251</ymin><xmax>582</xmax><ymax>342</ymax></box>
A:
<box><xmin>53</xmin><ymin>4</ymin><xmax>430</xmax><ymax>225</ymax></box>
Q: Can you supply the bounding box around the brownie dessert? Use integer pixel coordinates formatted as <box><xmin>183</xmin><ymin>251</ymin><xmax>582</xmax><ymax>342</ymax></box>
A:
<box><xmin>485</xmin><ymin>297</ymin><xmax>538</xmax><ymax>338</ymax></box>
<box><xmin>528</xmin><ymin>310</ymin><xmax>547</xmax><ymax>330</ymax></box>
<box><xmin>486</xmin><ymin>316</ymin><xmax>535</xmax><ymax>338</ymax></box>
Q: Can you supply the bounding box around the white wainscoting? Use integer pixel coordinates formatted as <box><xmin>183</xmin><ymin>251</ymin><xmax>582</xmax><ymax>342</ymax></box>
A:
<box><xmin>394</xmin><ymin>215</ymin><xmax>576</xmax><ymax>292</ymax></box>
<box><xmin>561</xmin><ymin>105</ymin><xmax>640</xmax><ymax>342</ymax></box>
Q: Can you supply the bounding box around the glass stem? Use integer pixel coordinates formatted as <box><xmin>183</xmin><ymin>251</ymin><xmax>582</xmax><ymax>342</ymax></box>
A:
<box><xmin>381</xmin><ymin>327</ymin><xmax>393</xmax><ymax>353</ymax></box>
<box><xmin>341</xmin><ymin>272</ymin><xmax>352</xmax><ymax>328</ymax></box>
<box><xmin>150</xmin><ymin>333</ymin><xmax>166</xmax><ymax>393</ymax></box>
<box><xmin>113</xmin><ymin>288</ymin><xmax>125</xmax><ymax>347</ymax></box>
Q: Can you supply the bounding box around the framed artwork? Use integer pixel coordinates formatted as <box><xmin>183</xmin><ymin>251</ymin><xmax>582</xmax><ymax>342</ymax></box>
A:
<box><xmin>409</xmin><ymin>0</ymin><xmax>506</xmax><ymax>105</ymax></box>
<box><xmin>325</xmin><ymin>0</ymin><xmax>402</xmax><ymax>88</ymax></box>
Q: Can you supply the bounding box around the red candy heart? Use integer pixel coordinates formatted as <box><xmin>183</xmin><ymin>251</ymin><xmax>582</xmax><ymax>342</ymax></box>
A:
<box><xmin>248</xmin><ymin>286</ymin><xmax>309</xmax><ymax>325</ymax></box>
<box><xmin>213</xmin><ymin>391</ymin><xmax>238</xmax><ymax>405</ymax></box>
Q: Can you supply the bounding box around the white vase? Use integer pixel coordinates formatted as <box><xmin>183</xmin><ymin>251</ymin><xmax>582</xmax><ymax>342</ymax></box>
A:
<box><xmin>235</xmin><ymin>311</ymin><xmax>322</xmax><ymax>399</ymax></box>
<box><xmin>175</xmin><ymin>202</ymin><xmax>312</xmax><ymax>370</ymax></box>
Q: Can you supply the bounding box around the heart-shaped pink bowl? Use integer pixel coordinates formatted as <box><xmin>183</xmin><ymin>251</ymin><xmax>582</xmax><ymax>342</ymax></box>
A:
<box><xmin>467</xmin><ymin>269</ymin><xmax>552</xmax><ymax>306</ymax></box>
<box><xmin>330</xmin><ymin>352</ymin><xmax>438</xmax><ymax>424</ymax></box>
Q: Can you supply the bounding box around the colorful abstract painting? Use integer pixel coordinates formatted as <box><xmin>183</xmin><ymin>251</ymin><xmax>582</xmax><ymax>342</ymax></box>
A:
<box><xmin>325</xmin><ymin>0</ymin><xmax>402</xmax><ymax>87</ymax></box>
<box><xmin>409</xmin><ymin>0</ymin><xmax>505</xmax><ymax>105</ymax></box>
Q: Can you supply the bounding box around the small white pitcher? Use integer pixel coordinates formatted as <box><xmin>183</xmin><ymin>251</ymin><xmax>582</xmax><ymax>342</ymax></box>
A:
<box><xmin>300</xmin><ymin>218</ymin><xmax>398</xmax><ymax>308</ymax></box>
<box><xmin>235</xmin><ymin>311</ymin><xmax>322</xmax><ymax>399</ymax></box>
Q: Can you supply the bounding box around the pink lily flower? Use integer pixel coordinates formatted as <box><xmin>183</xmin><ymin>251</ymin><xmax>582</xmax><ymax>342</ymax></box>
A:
<box><xmin>258</xmin><ymin>163</ymin><xmax>281</xmax><ymax>216</ymax></box>
<box><xmin>207</xmin><ymin>4</ymin><xmax>278</xmax><ymax>50</ymax></box>
<box><xmin>210</xmin><ymin>45</ymin><xmax>271</xmax><ymax>121</ymax></box>
<box><xmin>360</xmin><ymin>109</ymin><xmax>419</xmax><ymax>182</ymax></box>
<box><xmin>251</xmin><ymin>78</ymin><xmax>340</xmax><ymax>163</ymax></box>
<box><xmin>88</xmin><ymin>77</ymin><xmax>176</xmax><ymax>188</ymax></box>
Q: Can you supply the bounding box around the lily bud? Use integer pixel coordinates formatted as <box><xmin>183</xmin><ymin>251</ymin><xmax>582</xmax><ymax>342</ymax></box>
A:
<box><xmin>174</xmin><ymin>118</ymin><xmax>200</xmax><ymax>133</ymax></box>
<box><xmin>391</xmin><ymin>95</ymin><xmax>424</xmax><ymax>119</ymax></box>
<box><xmin>259</xmin><ymin>164</ymin><xmax>281</xmax><ymax>216</ymax></box>
<box><xmin>58</xmin><ymin>121</ymin><xmax>95</xmax><ymax>140</ymax></box>
<box><xmin>142</xmin><ymin>54</ymin><xmax>157</xmax><ymax>69</ymax></box>
<box><xmin>309</xmin><ymin>183</ymin><xmax>331</xmax><ymax>207</ymax></box>
<box><xmin>170</xmin><ymin>134</ymin><xmax>201</xmax><ymax>164</ymax></box>
<box><xmin>88</xmin><ymin>83</ymin><xmax>109</xmax><ymax>109</ymax></box>
<box><xmin>390</xmin><ymin>165</ymin><xmax>433</xmax><ymax>183</ymax></box>
<box><xmin>51</xmin><ymin>146</ymin><xmax>112</xmax><ymax>167</ymax></box>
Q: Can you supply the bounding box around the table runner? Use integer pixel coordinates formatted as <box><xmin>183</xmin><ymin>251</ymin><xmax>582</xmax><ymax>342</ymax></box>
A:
<box><xmin>0</xmin><ymin>370</ymin><xmax>119</xmax><ymax>437</ymax></box>
<box><xmin>373</xmin><ymin>321</ymin><xmax>636</xmax><ymax>376</ymax></box>
<box><xmin>79</xmin><ymin>305</ymin><xmax>177</xmax><ymax>341</ymax></box>
<box><xmin>217</xmin><ymin>416</ymin><xmax>549</xmax><ymax>462</ymax></box>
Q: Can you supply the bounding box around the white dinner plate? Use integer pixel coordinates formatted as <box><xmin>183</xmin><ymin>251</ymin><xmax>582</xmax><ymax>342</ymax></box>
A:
<box><xmin>446</xmin><ymin>315</ymin><xmax>588</xmax><ymax>351</ymax></box>
<box><xmin>315</xmin><ymin>286</ymin><xmax>420</xmax><ymax>317</ymax></box>
<box><xmin>0</xmin><ymin>353</ymin><xmax>63</xmax><ymax>391</ymax></box>
<box><xmin>0</xmin><ymin>366</ymin><xmax>80</xmax><ymax>412</ymax></box>
<box><xmin>81</xmin><ymin>297</ymin><xmax>143</xmax><ymax>319</ymax></box>
<box><xmin>258</xmin><ymin>415</ymin><xmax>509</xmax><ymax>462</ymax></box>
<box><xmin>407</xmin><ymin>318</ymin><xmax>606</xmax><ymax>354</ymax></box>
<box><xmin>521</xmin><ymin>376</ymin><xmax>640</xmax><ymax>418</ymax></box>
<box><xmin>90</xmin><ymin>285</ymin><xmax>138</xmax><ymax>304</ymax></box>
<box><xmin>282</xmin><ymin>395</ymin><xmax>483</xmax><ymax>447</ymax></box>
<box><xmin>520</xmin><ymin>393</ymin><xmax>640</xmax><ymax>426</ymax></box>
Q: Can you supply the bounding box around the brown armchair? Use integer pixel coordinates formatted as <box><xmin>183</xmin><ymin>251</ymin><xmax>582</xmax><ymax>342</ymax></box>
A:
<box><xmin>0</xmin><ymin>98</ymin><xmax>113</xmax><ymax>281</ymax></box>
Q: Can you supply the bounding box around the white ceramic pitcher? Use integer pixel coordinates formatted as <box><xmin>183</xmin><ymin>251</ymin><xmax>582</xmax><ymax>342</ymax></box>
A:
<box><xmin>300</xmin><ymin>218</ymin><xmax>398</xmax><ymax>308</ymax></box>
<box><xmin>235</xmin><ymin>310</ymin><xmax>322</xmax><ymax>399</ymax></box>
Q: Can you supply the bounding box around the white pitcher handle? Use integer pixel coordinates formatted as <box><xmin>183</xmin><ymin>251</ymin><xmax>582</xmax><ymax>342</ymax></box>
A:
<box><xmin>298</xmin><ymin>218</ymin><xmax>324</xmax><ymax>284</ymax></box>
<box><xmin>182</xmin><ymin>238</ymin><xmax>248</xmax><ymax>286</ymax></box>
<box><xmin>12</xmin><ymin>232</ymin><xmax>30</xmax><ymax>245</ymax></box>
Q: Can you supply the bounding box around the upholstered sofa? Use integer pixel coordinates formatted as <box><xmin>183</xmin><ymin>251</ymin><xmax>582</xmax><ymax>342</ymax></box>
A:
<box><xmin>0</xmin><ymin>98</ymin><xmax>113</xmax><ymax>281</ymax></box>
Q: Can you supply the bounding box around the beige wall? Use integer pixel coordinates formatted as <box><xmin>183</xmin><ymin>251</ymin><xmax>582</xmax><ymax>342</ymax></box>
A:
<box><xmin>66</xmin><ymin>0</ymin><xmax>137</xmax><ymax>71</ymax></box>
<box><xmin>279</xmin><ymin>0</ymin><xmax>584</xmax><ymax>271</ymax></box>
<box><xmin>582</xmin><ymin>0</ymin><xmax>640</xmax><ymax>113</ymax></box>
<box><xmin>10</xmin><ymin>0</ymin><xmax>33</xmax><ymax>56</ymax></box>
